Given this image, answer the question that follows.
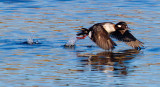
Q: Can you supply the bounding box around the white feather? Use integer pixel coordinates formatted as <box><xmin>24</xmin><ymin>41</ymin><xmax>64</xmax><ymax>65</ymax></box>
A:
<box><xmin>118</xmin><ymin>25</ymin><xmax>121</xmax><ymax>28</ymax></box>
<box><xmin>102</xmin><ymin>23</ymin><xmax>115</xmax><ymax>33</ymax></box>
<box><xmin>88</xmin><ymin>31</ymin><xmax>92</xmax><ymax>38</ymax></box>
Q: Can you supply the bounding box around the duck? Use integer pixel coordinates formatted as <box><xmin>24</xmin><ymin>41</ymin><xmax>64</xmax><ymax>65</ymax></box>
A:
<box><xmin>76</xmin><ymin>21</ymin><xmax>144</xmax><ymax>50</ymax></box>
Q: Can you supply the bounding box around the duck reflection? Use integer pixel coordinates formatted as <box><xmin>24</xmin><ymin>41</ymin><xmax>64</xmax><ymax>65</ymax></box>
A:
<box><xmin>77</xmin><ymin>49</ymin><xmax>141</xmax><ymax>75</ymax></box>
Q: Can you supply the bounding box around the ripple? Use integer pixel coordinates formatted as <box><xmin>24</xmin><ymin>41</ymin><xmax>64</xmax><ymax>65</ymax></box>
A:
<box><xmin>0</xmin><ymin>0</ymin><xmax>159</xmax><ymax>86</ymax></box>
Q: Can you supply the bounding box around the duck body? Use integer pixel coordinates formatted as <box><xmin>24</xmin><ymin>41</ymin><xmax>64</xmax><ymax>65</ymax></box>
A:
<box><xmin>77</xmin><ymin>21</ymin><xmax>144</xmax><ymax>50</ymax></box>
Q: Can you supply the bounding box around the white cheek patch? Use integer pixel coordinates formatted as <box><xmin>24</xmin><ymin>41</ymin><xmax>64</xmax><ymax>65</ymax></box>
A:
<box><xmin>103</xmin><ymin>23</ymin><xmax>116</xmax><ymax>33</ymax></box>
<box><xmin>118</xmin><ymin>25</ymin><xmax>121</xmax><ymax>28</ymax></box>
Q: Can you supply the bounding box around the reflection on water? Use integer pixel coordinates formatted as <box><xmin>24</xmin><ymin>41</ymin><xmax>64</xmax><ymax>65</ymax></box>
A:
<box><xmin>77</xmin><ymin>49</ymin><xmax>140</xmax><ymax>75</ymax></box>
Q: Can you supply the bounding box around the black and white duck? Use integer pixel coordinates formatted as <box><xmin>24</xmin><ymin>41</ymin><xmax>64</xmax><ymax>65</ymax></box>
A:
<box><xmin>76</xmin><ymin>21</ymin><xmax>144</xmax><ymax>50</ymax></box>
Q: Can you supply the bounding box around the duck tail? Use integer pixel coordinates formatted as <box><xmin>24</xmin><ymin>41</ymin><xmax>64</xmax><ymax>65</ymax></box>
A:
<box><xmin>76</xmin><ymin>28</ymin><xmax>89</xmax><ymax>36</ymax></box>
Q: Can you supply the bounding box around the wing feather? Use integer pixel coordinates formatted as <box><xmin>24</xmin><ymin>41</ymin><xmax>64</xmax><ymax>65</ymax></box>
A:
<box><xmin>90</xmin><ymin>24</ymin><xmax>117</xmax><ymax>50</ymax></box>
<box><xmin>111</xmin><ymin>30</ymin><xmax>144</xmax><ymax>49</ymax></box>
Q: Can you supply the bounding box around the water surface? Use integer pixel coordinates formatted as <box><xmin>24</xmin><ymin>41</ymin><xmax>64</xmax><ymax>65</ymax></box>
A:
<box><xmin>0</xmin><ymin>0</ymin><xmax>159</xmax><ymax>87</ymax></box>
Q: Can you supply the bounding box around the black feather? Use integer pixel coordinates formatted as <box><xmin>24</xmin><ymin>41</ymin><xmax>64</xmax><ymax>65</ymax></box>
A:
<box><xmin>76</xmin><ymin>28</ymin><xmax>89</xmax><ymax>36</ymax></box>
<box><xmin>111</xmin><ymin>30</ymin><xmax>144</xmax><ymax>49</ymax></box>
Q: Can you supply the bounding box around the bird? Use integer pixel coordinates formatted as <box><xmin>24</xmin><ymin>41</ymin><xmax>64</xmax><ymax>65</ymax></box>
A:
<box><xmin>76</xmin><ymin>21</ymin><xmax>144</xmax><ymax>50</ymax></box>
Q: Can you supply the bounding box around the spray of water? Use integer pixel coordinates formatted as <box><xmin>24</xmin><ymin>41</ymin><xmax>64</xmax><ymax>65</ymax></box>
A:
<box><xmin>26</xmin><ymin>33</ymin><xmax>39</xmax><ymax>45</ymax></box>
<box><xmin>27</xmin><ymin>36</ymin><xmax>34</xmax><ymax>45</ymax></box>
<box><xmin>65</xmin><ymin>36</ymin><xmax>78</xmax><ymax>47</ymax></box>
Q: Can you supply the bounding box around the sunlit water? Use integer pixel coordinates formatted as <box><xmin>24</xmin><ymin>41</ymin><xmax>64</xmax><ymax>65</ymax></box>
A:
<box><xmin>0</xmin><ymin>0</ymin><xmax>159</xmax><ymax>87</ymax></box>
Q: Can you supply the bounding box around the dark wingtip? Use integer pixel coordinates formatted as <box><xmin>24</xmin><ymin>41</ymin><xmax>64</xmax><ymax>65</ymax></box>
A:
<box><xmin>135</xmin><ymin>47</ymin><xmax>141</xmax><ymax>50</ymax></box>
<box><xmin>135</xmin><ymin>46</ymin><xmax>145</xmax><ymax>50</ymax></box>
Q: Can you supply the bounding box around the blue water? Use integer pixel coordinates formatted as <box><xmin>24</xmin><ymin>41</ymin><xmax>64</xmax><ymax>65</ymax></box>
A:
<box><xmin>0</xmin><ymin>0</ymin><xmax>159</xmax><ymax>87</ymax></box>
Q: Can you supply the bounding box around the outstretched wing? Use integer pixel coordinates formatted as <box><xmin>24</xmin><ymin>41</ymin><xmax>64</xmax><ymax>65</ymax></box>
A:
<box><xmin>90</xmin><ymin>24</ymin><xmax>117</xmax><ymax>50</ymax></box>
<box><xmin>111</xmin><ymin>30</ymin><xmax>144</xmax><ymax>50</ymax></box>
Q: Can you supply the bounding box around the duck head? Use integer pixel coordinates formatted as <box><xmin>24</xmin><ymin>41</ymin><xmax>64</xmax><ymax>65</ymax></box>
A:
<box><xmin>115</xmin><ymin>21</ymin><xmax>129</xmax><ymax>30</ymax></box>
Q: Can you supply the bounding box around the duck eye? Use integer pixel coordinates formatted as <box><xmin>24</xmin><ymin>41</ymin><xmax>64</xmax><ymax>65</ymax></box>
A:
<box><xmin>117</xmin><ymin>25</ymin><xmax>121</xmax><ymax>28</ymax></box>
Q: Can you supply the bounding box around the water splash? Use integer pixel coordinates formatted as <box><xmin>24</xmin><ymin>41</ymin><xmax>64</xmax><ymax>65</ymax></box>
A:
<box><xmin>27</xmin><ymin>36</ymin><xmax>34</xmax><ymax>45</ymax></box>
<box><xmin>22</xmin><ymin>34</ymin><xmax>39</xmax><ymax>45</ymax></box>
<box><xmin>64</xmin><ymin>36</ymin><xmax>78</xmax><ymax>47</ymax></box>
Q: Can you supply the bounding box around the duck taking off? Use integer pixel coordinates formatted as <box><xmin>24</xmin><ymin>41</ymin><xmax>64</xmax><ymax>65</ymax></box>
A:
<box><xmin>76</xmin><ymin>21</ymin><xmax>144</xmax><ymax>50</ymax></box>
